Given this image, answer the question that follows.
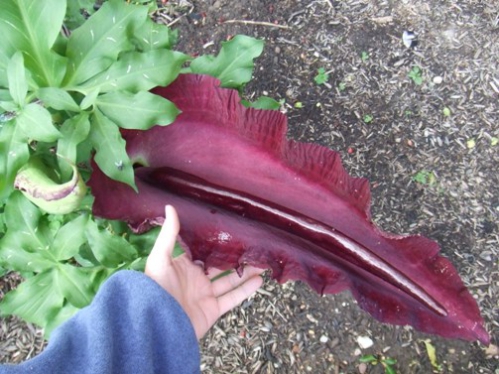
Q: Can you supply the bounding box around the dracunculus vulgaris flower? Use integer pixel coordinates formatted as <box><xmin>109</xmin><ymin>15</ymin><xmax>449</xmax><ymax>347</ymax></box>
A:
<box><xmin>89</xmin><ymin>74</ymin><xmax>489</xmax><ymax>344</ymax></box>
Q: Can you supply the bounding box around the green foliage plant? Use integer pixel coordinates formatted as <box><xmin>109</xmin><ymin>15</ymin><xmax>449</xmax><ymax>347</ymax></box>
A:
<box><xmin>363</xmin><ymin>114</ymin><xmax>373</xmax><ymax>123</ymax></box>
<box><xmin>314</xmin><ymin>67</ymin><xmax>329</xmax><ymax>85</ymax></box>
<box><xmin>412</xmin><ymin>170</ymin><xmax>436</xmax><ymax>186</ymax></box>
<box><xmin>408</xmin><ymin>66</ymin><xmax>423</xmax><ymax>85</ymax></box>
<box><xmin>360</xmin><ymin>354</ymin><xmax>398</xmax><ymax>374</ymax></box>
<box><xmin>0</xmin><ymin>0</ymin><xmax>263</xmax><ymax>337</ymax></box>
<box><xmin>241</xmin><ymin>96</ymin><xmax>282</xmax><ymax>110</ymax></box>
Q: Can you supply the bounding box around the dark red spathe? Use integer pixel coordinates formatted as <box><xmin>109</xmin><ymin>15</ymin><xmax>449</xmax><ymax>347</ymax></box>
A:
<box><xmin>89</xmin><ymin>74</ymin><xmax>489</xmax><ymax>344</ymax></box>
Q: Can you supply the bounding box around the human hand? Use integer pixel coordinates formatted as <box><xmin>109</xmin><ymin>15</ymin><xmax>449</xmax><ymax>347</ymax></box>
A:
<box><xmin>145</xmin><ymin>205</ymin><xmax>264</xmax><ymax>340</ymax></box>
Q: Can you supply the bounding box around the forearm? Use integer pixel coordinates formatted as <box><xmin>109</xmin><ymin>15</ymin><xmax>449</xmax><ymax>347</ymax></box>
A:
<box><xmin>0</xmin><ymin>271</ymin><xmax>200</xmax><ymax>374</ymax></box>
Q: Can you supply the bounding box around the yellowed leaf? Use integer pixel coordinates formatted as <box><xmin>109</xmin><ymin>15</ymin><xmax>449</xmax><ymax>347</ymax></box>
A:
<box><xmin>422</xmin><ymin>339</ymin><xmax>442</xmax><ymax>372</ymax></box>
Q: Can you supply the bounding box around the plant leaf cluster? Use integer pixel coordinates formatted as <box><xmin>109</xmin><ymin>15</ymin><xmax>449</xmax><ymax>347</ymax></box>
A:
<box><xmin>412</xmin><ymin>170</ymin><xmax>436</xmax><ymax>186</ymax></box>
<box><xmin>0</xmin><ymin>0</ymin><xmax>187</xmax><ymax>198</ymax></box>
<box><xmin>408</xmin><ymin>66</ymin><xmax>423</xmax><ymax>85</ymax></box>
<box><xmin>314</xmin><ymin>67</ymin><xmax>329</xmax><ymax>85</ymax></box>
<box><xmin>0</xmin><ymin>191</ymin><xmax>153</xmax><ymax>336</ymax></box>
<box><xmin>0</xmin><ymin>0</ymin><xmax>264</xmax><ymax>335</ymax></box>
<box><xmin>360</xmin><ymin>354</ymin><xmax>398</xmax><ymax>374</ymax></box>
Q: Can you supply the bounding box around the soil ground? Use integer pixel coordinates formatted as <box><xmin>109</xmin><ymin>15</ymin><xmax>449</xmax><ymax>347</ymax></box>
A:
<box><xmin>1</xmin><ymin>1</ymin><xmax>498</xmax><ymax>373</ymax></box>
<box><xmin>174</xmin><ymin>1</ymin><xmax>499</xmax><ymax>373</ymax></box>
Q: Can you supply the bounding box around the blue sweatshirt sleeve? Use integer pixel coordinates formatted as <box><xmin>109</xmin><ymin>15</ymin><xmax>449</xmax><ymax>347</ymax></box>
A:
<box><xmin>0</xmin><ymin>271</ymin><xmax>200</xmax><ymax>374</ymax></box>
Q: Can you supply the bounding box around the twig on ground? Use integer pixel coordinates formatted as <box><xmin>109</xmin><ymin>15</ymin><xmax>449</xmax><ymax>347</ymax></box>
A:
<box><xmin>223</xmin><ymin>19</ymin><xmax>290</xmax><ymax>29</ymax></box>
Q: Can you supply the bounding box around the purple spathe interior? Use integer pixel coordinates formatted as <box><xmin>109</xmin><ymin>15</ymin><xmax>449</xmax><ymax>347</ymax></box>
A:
<box><xmin>88</xmin><ymin>74</ymin><xmax>489</xmax><ymax>344</ymax></box>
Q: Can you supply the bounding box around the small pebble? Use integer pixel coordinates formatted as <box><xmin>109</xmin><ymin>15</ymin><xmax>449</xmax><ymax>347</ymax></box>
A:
<box><xmin>479</xmin><ymin>252</ymin><xmax>492</xmax><ymax>261</ymax></box>
<box><xmin>358</xmin><ymin>362</ymin><xmax>368</xmax><ymax>374</ymax></box>
<box><xmin>320</xmin><ymin>335</ymin><xmax>329</xmax><ymax>344</ymax></box>
<box><xmin>357</xmin><ymin>336</ymin><xmax>374</xmax><ymax>349</ymax></box>
<box><xmin>433</xmin><ymin>76</ymin><xmax>443</xmax><ymax>84</ymax></box>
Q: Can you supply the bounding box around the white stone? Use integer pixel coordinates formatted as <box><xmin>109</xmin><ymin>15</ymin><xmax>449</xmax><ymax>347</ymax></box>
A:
<box><xmin>433</xmin><ymin>76</ymin><xmax>443</xmax><ymax>84</ymax></box>
<box><xmin>320</xmin><ymin>335</ymin><xmax>329</xmax><ymax>344</ymax></box>
<box><xmin>357</xmin><ymin>336</ymin><xmax>374</xmax><ymax>349</ymax></box>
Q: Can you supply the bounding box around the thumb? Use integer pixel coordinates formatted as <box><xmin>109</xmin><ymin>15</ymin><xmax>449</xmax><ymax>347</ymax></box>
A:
<box><xmin>147</xmin><ymin>205</ymin><xmax>180</xmax><ymax>269</ymax></box>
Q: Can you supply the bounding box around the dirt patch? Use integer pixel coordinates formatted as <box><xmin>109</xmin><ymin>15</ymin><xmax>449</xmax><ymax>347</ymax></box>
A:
<box><xmin>173</xmin><ymin>1</ymin><xmax>498</xmax><ymax>373</ymax></box>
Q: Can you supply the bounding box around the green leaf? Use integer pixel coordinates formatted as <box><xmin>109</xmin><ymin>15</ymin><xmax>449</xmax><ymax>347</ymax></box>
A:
<box><xmin>243</xmin><ymin>96</ymin><xmax>281</xmax><ymax>110</ymax></box>
<box><xmin>0</xmin><ymin>121</ymin><xmax>30</xmax><ymax>202</ymax></box>
<box><xmin>359</xmin><ymin>354</ymin><xmax>377</xmax><ymax>363</ymax></box>
<box><xmin>314</xmin><ymin>67</ymin><xmax>329</xmax><ymax>85</ymax></box>
<box><xmin>89</xmin><ymin>267</ymin><xmax>115</xmax><ymax>293</ymax></box>
<box><xmin>78</xmin><ymin>49</ymin><xmax>188</xmax><ymax>94</ymax></box>
<box><xmin>58</xmin><ymin>112</ymin><xmax>91</xmax><ymax>179</ymax></box>
<box><xmin>58</xmin><ymin>110</ymin><xmax>90</xmax><ymax>143</ymax></box>
<box><xmin>85</xmin><ymin>218</ymin><xmax>138</xmax><ymax>268</ymax></box>
<box><xmin>128</xmin><ymin>257</ymin><xmax>147</xmax><ymax>272</ymax></box>
<box><xmin>44</xmin><ymin>302</ymin><xmax>79</xmax><ymax>338</ymax></box>
<box><xmin>0</xmin><ymin>270</ymin><xmax>64</xmax><ymax>327</ymax></box>
<box><xmin>80</xmin><ymin>88</ymin><xmax>100</xmax><ymax>110</ymax></box>
<box><xmin>55</xmin><ymin>264</ymin><xmax>94</xmax><ymax>308</ymax></box>
<box><xmin>129</xmin><ymin>226</ymin><xmax>161</xmax><ymax>257</ymax></box>
<box><xmin>7</xmin><ymin>52</ymin><xmax>28</xmax><ymax>106</ymax></box>
<box><xmin>189</xmin><ymin>35</ymin><xmax>264</xmax><ymax>89</ymax></box>
<box><xmin>408</xmin><ymin>66</ymin><xmax>423</xmax><ymax>85</ymax></box>
<box><xmin>385</xmin><ymin>365</ymin><xmax>397</xmax><ymax>374</ymax></box>
<box><xmin>96</xmin><ymin>91</ymin><xmax>179</xmax><ymax>129</ymax></box>
<box><xmin>51</xmin><ymin>214</ymin><xmax>89</xmax><ymax>261</ymax></box>
<box><xmin>132</xmin><ymin>16</ymin><xmax>178</xmax><ymax>51</ymax></box>
<box><xmin>65</xmin><ymin>0</ymin><xmax>98</xmax><ymax>30</ymax></box>
<box><xmin>75</xmin><ymin>243</ymin><xmax>101</xmax><ymax>267</ymax></box>
<box><xmin>37</xmin><ymin>87</ymin><xmax>80</xmax><ymax>112</ymax></box>
<box><xmin>0</xmin><ymin>232</ymin><xmax>53</xmax><ymax>273</ymax></box>
<box><xmin>363</xmin><ymin>114</ymin><xmax>373</xmax><ymax>123</ymax></box>
<box><xmin>0</xmin><ymin>0</ymin><xmax>67</xmax><ymax>86</ymax></box>
<box><xmin>3</xmin><ymin>192</ymin><xmax>49</xmax><ymax>251</ymax></box>
<box><xmin>412</xmin><ymin>170</ymin><xmax>436</xmax><ymax>186</ymax></box>
<box><xmin>89</xmin><ymin>109</ymin><xmax>136</xmax><ymax>189</ymax></box>
<box><xmin>76</xmin><ymin>137</ymin><xmax>93</xmax><ymax>165</ymax></box>
<box><xmin>0</xmin><ymin>89</ymin><xmax>12</xmax><ymax>101</ymax></box>
<box><xmin>0</xmin><ymin>101</ymin><xmax>18</xmax><ymax>112</ymax></box>
<box><xmin>383</xmin><ymin>358</ymin><xmax>397</xmax><ymax>365</ymax></box>
<box><xmin>16</xmin><ymin>103</ymin><xmax>61</xmax><ymax>142</ymax></box>
<box><xmin>0</xmin><ymin>56</ymin><xmax>8</xmax><ymax>88</ymax></box>
<box><xmin>64</xmin><ymin>0</ymin><xmax>148</xmax><ymax>86</ymax></box>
